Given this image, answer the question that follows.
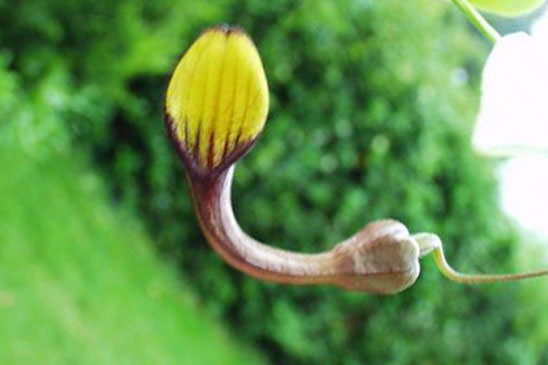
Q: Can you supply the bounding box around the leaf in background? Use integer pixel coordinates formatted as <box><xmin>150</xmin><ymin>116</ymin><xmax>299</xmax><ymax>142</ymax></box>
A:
<box><xmin>470</xmin><ymin>0</ymin><xmax>546</xmax><ymax>17</ymax></box>
<box><xmin>473</xmin><ymin>31</ymin><xmax>548</xmax><ymax>156</ymax></box>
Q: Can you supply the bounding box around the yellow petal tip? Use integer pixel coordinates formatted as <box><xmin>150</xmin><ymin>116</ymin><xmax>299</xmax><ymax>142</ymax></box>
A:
<box><xmin>165</xmin><ymin>25</ymin><xmax>269</xmax><ymax>174</ymax></box>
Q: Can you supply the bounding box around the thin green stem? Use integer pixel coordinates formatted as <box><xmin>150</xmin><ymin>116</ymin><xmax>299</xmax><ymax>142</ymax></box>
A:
<box><xmin>413</xmin><ymin>233</ymin><xmax>548</xmax><ymax>284</ymax></box>
<box><xmin>451</xmin><ymin>0</ymin><xmax>502</xmax><ymax>43</ymax></box>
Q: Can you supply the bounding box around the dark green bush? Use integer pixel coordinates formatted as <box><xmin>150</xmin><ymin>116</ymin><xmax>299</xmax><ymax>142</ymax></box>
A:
<box><xmin>3</xmin><ymin>0</ymin><xmax>547</xmax><ymax>363</ymax></box>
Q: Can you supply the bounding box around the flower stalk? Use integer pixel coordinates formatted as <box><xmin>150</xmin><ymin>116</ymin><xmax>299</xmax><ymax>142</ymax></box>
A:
<box><xmin>452</xmin><ymin>0</ymin><xmax>501</xmax><ymax>43</ymax></box>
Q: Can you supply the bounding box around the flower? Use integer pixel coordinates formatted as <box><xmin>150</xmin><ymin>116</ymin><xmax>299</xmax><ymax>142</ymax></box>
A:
<box><xmin>165</xmin><ymin>25</ymin><xmax>269</xmax><ymax>176</ymax></box>
<box><xmin>164</xmin><ymin>24</ymin><xmax>548</xmax><ymax>293</ymax></box>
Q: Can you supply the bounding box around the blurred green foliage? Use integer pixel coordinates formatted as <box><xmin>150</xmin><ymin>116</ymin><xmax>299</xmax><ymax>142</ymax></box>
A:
<box><xmin>2</xmin><ymin>0</ymin><xmax>548</xmax><ymax>363</ymax></box>
<box><xmin>0</xmin><ymin>144</ymin><xmax>264</xmax><ymax>365</ymax></box>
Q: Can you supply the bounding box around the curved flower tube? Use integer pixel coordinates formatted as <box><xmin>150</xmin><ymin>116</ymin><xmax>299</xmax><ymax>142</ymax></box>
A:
<box><xmin>164</xmin><ymin>25</ymin><xmax>548</xmax><ymax>294</ymax></box>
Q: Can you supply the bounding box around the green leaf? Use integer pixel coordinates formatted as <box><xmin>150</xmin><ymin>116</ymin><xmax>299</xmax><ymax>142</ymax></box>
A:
<box><xmin>470</xmin><ymin>0</ymin><xmax>545</xmax><ymax>17</ymax></box>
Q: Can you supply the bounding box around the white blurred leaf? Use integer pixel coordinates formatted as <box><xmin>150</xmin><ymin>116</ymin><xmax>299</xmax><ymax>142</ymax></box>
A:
<box><xmin>473</xmin><ymin>30</ymin><xmax>548</xmax><ymax>156</ymax></box>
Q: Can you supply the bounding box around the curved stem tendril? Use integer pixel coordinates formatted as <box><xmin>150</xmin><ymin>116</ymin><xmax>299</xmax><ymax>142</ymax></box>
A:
<box><xmin>413</xmin><ymin>233</ymin><xmax>548</xmax><ymax>284</ymax></box>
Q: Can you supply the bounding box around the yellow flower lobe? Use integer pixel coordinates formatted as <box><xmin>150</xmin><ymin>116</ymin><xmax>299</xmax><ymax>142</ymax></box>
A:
<box><xmin>165</xmin><ymin>26</ymin><xmax>269</xmax><ymax>173</ymax></box>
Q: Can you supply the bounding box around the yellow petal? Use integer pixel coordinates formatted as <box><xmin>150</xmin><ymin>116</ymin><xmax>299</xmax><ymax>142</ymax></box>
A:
<box><xmin>166</xmin><ymin>26</ymin><xmax>269</xmax><ymax>171</ymax></box>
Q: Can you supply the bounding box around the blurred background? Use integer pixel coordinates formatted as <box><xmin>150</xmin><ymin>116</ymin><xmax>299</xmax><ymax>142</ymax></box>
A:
<box><xmin>1</xmin><ymin>0</ymin><xmax>548</xmax><ymax>364</ymax></box>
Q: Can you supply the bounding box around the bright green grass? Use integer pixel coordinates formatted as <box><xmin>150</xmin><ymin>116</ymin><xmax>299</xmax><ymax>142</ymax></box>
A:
<box><xmin>0</xmin><ymin>147</ymin><xmax>264</xmax><ymax>365</ymax></box>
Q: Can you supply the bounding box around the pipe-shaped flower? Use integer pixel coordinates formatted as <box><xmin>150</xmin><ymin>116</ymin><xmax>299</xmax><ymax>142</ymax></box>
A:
<box><xmin>164</xmin><ymin>25</ymin><xmax>548</xmax><ymax>294</ymax></box>
<box><xmin>165</xmin><ymin>26</ymin><xmax>269</xmax><ymax>178</ymax></box>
